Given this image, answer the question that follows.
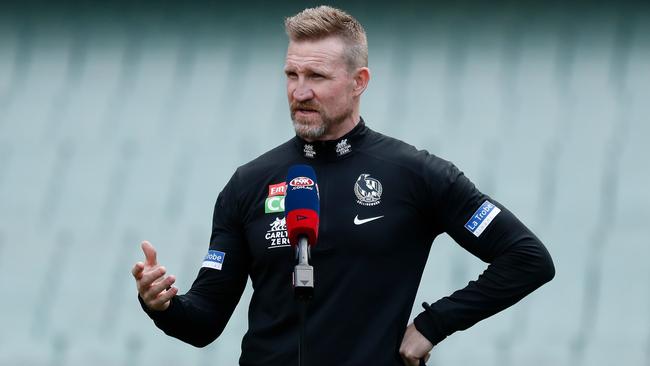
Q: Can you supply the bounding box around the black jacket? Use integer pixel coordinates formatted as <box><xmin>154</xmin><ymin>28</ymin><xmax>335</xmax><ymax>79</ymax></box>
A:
<box><xmin>140</xmin><ymin>119</ymin><xmax>554</xmax><ymax>365</ymax></box>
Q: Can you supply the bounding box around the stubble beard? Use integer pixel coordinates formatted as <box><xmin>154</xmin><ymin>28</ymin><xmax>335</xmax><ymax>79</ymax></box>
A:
<box><xmin>291</xmin><ymin>106</ymin><xmax>352</xmax><ymax>141</ymax></box>
<box><xmin>292</xmin><ymin>117</ymin><xmax>327</xmax><ymax>140</ymax></box>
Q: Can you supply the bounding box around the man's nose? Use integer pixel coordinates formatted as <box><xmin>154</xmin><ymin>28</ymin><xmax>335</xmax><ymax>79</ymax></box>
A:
<box><xmin>292</xmin><ymin>82</ymin><xmax>314</xmax><ymax>101</ymax></box>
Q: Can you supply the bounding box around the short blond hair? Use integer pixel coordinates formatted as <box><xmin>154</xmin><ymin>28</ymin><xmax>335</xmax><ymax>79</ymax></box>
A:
<box><xmin>284</xmin><ymin>6</ymin><xmax>368</xmax><ymax>71</ymax></box>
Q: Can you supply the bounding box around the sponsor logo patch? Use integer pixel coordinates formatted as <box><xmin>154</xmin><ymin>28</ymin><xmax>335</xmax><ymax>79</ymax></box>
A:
<box><xmin>464</xmin><ymin>200</ymin><xmax>501</xmax><ymax>237</ymax></box>
<box><xmin>336</xmin><ymin>139</ymin><xmax>351</xmax><ymax>156</ymax></box>
<box><xmin>353</xmin><ymin>215</ymin><xmax>384</xmax><ymax>225</ymax></box>
<box><xmin>265</xmin><ymin>182</ymin><xmax>286</xmax><ymax>214</ymax></box>
<box><xmin>202</xmin><ymin>250</ymin><xmax>225</xmax><ymax>270</ymax></box>
<box><xmin>265</xmin><ymin>196</ymin><xmax>285</xmax><ymax>213</ymax></box>
<box><xmin>266</xmin><ymin>216</ymin><xmax>290</xmax><ymax>249</ymax></box>
<box><xmin>354</xmin><ymin>174</ymin><xmax>383</xmax><ymax>206</ymax></box>
<box><xmin>304</xmin><ymin>144</ymin><xmax>316</xmax><ymax>158</ymax></box>
<box><xmin>268</xmin><ymin>182</ymin><xmax>287</xmax><ymax>197</ymax></box>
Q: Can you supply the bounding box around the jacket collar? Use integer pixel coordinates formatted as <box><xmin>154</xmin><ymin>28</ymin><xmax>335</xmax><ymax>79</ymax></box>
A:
<box><xmin>293</xmin><ymin>117</ymin><xmax>368</xmax><ymax>162</ymax></box>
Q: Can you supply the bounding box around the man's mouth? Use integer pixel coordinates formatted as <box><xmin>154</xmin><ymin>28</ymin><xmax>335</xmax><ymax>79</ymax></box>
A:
<box><xmin>294</xmin><ymin>108</ymin><xmax>319</xmax><ymax>116</ymax></box>
<box><xmin>292</xmin><ymin>103</ymin><xmax>319</xmax><ymax>112</ymax></box>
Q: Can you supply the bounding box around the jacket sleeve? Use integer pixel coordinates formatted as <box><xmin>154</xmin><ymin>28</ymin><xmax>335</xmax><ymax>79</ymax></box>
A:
<box><xmin>139</xmin><ymin>170</ymin><xmax>250</xmax><ymax>347</ymax></box>
<box><xmin>413</xmin><ymin>157</ymin><xmax>555</xmax><ymax>346</ymax></box>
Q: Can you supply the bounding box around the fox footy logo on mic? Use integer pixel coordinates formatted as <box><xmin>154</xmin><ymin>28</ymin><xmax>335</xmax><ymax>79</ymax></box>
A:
<box><xmin>289</xmin><ymin>177</ymin><xmax>315</xmax><ymax>190</ymax></box>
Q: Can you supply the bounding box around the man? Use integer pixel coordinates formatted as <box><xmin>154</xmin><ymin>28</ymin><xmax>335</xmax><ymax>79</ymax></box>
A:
<box><xmin>132</xmin><ymin>6</ymin><xmax>554</xmax><ymax>366</ymax></box>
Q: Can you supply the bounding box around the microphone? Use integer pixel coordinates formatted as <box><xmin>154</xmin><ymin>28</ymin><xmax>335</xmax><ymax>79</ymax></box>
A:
<box><xmin>285</xmin><ymin>164</ymin><xmax>320</xmax><ymax>300</ymax></box>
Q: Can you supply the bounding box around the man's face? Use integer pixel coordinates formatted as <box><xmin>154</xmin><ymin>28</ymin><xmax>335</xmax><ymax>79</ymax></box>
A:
<box><xmin>284</xmin><ymin>37</ymin><xmax>356</xmax><ymax>140</ymax></box>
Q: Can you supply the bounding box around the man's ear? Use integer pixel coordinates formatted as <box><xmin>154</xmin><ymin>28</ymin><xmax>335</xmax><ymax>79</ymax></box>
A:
<box><xmin>352</xmin><ymin>67</ymin><xmax>370</xmax><ymax>97</ymax></box>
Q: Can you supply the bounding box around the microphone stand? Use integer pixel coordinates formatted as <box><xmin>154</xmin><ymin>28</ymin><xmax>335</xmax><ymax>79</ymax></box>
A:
<box><xmin>293</xmin><ymin>236</ymin><xmax>313</xmax><ymax>366</ymax></box>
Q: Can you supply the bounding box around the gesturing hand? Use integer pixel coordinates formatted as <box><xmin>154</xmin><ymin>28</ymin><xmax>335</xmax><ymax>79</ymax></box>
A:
<box><xmin>399</xmin><ymin>323</ymin><xmax>433</xmax><ymax>366</ymax></box>
<box><xmin>131</xmin><ymin>241</ymin><xmax>178</xmax><ymax>311</ymax></box>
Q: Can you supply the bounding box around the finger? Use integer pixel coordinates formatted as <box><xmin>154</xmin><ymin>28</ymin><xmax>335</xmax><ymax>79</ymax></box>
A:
<box><xmin>400</xmin><ymin>355</ymin><xmax>418</xmax><ymax>366</ymax></box>
<box><xmin>131</xmin><ymin>262</ymin><xmax>145</xmax><ymax>279</ymax></box>
<box><xmin>143</xmin><ymin>275</ymin><xmax>173</xmax><ymax>303</ymax></box>
<box><xmin>141</xmin><ymin>266</ymin><xmax>166</xmax><ymax>286</ymax></box>
<box><xmin>141</xmin><ymin>241</ymin><xmax>158</xmax><ymax>267</ymax></box>
<box><xmin>150</xmin><ymin>286</ymin><xmax>178</xmax><ymax>309</ymax></box>
<box><xmin>146</xmin><ymin>275</ymin><xmax>176</xmax><ymax>300</ymax></box>
<box><xmin>138</xmin><ymin>266</ymin><xmax>166</xmax><ymax>293</ymax></box>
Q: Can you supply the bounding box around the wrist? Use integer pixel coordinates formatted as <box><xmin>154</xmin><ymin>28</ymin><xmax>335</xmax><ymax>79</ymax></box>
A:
<box><xmin>413</xmin><ymin>302</ymin><xmax>448</xmax><ymax>347</ymax></box>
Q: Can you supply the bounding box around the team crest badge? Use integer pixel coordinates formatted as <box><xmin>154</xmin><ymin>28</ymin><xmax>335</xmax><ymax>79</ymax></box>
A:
<box><xmin>354</xmin><ymin>174</ymin><xmax>382</xmax><ymax>206</ymax></box>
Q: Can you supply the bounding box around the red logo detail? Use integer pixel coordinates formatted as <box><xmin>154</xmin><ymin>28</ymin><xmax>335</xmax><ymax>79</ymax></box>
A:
<box><xmin>268</xmin><ymin>182</ymin><xmax>287</xmax><ymax>197</ymax></box>
<box><xmin>289</xmin><ymin>177</ymin><xmax>314</xmax><ymax>187</ymax></box>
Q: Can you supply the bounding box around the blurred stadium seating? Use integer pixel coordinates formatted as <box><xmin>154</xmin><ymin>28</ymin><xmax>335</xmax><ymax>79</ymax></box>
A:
<box><xmin>0</xmin><ymin>1</ymin><xmax>648</xmax><ymax>365</ymax></box>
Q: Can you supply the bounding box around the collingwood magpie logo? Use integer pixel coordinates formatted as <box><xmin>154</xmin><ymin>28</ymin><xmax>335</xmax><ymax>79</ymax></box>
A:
<box><xmin>303</xmin><ymin>144</ymin><xmax>316</xmax><ymax>158</ymax></box>
<box><xmin>354</xmin><ymin>174</ymin><xmax>382</xmax><ymax>206</ymax></box>
<box><xmin>265</xmin><ymin>217</ymin><xmax>289</xmax><ymax>248</ymax></box>
<box><xmin>335</xmin><ymin>139</ymin><xmax>351</xmax><ymax>156</ymax></box>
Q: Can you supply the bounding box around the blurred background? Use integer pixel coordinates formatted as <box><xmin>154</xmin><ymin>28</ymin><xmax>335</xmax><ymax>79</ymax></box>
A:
<box><xmin>0</xmin><ymin>0</ymin><xmax>649</xmax><ymax>365</ymax></box>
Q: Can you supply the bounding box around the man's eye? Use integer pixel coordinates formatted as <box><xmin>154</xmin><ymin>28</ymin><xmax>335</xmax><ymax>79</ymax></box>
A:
<box><xmin>286</xmin><ymin>72</ymin><xmax>298</xmax><ymax>79</ymax></box>
<box><xmin>311</xmin><ymin>74</ymin><xmax>324</xmax><ymax>79</ymax></box>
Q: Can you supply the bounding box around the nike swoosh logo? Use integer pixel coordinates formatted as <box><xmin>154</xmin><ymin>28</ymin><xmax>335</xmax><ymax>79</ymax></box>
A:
<box><xmin>354</xmin><ymin>215</ymin><xmax>384</xmax><ymax>225</ymax></box>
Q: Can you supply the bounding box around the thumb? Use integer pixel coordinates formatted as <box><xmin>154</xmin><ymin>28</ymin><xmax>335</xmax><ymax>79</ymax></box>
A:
<box><xmin>141</xmin><ymin>241</ymin><xmax>158</xmax><ymax>266</ymax></box>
